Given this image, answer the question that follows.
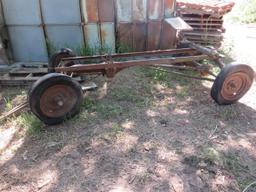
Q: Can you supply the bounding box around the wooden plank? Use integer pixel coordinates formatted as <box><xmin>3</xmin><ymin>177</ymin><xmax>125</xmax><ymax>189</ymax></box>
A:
<box><xmin>182</xmin><ymin>31</ymin><xmax>223</xmax><ymax>37</ymax></box>
<box><xmin>9</xmin><ymin>68</ymin><xmax>48</xmax><ymax>75</ymax></box>
<box><xmin>182</xmin><ymin>17</ymin><xmax>223</xmax><ymax>22</ymax></box>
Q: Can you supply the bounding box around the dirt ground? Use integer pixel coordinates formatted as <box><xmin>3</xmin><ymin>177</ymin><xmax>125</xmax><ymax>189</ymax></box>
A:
<box><xmin>0</xmin><ymin>24</ymin><xmax>256</xmax><ymax>192</ymax></box>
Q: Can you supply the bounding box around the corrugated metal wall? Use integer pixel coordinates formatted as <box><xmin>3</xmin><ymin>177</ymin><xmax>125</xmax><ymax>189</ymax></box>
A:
<box><xmin>0</xmin><ymin>0</ymin><xmax>176</xmax><ymax>62</ymax></box>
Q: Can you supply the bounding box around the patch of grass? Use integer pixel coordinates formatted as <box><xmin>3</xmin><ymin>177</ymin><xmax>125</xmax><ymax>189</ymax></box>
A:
<box><xmin>137</xmin><ymin>171</ymin><xmax>151</xmax><ymax>184</ymax></box>
<box><xmin>111</xmin><ymin>88</ymin><xmax>151</xmax><ymax>107</ymax></box>
<box><xmin>222</xmin><ymin>151</ymin><xmax>254</xmax><ymax>190</ymax></box>
<box><xmin>223</xmin><ymin>152</ymin><xmax>242</xmax><ymax>171</ymax></box>
<box><xmin>176</xmin><ymin>85</ymin><xmax>190</xmax><ymax>98</ymax></box>
<box><xmin>202</xmin><ymin>147</ymin><xmax>222</xmax><ymax>165</ymax></box>
<box><xmin>4</xmin><ymin>97</ymin><xmax>13</xmax><ymax>111</ymax></box>
<box><xmin>116</xmin><ymin>42</ymin><xmax>133</xmax><ymax>53</ymax></box>
<box><xmin>78</xmin><ymin>44</ymin><xmax>95</xmax><ymax>56</ymax></box>
<box><xmin>98</xmin><ymin>44</ymin><xmax>114</xmax><ymax>54</ymax></box>
<box><xmin>111</xmin><ymin>123</ymin><xmax>123</xmax><ymax>136</ymax></box>
<box><xmin>17</xmin><ymin>113</ymin><xmax>43</xmax><ymax>136</ymax></box>
<box><xmin>142</xmin><ymin>67</ymin><xmax>193</xmax><ymax>88</ymax></box>
<box><xmin>218</xmin><ymin>106</ymin><xmax>239</xmax><ymax>121</ymax></box>
<box><xmin>73</xmin><ymin>98</ymin><xmax>125</xmax><ymax>121</ymax></box>
<box><xmin>46</xmin><ymin>40</ymin><xmax>58</xmax><ymax>56</ymax></box>
<box><xmin>81</xmin><ymin>97</ymin><xmax>96</xmax><ymax>111</ymax></box>
<box><xmin>96</xmin><ymin>103</ymin><xmax>123</xmax><ymax>119</ymax></box>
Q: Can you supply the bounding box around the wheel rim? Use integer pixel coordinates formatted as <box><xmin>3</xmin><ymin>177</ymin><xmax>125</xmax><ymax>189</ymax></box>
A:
<box><xmin>221</xmin><ymin>72</ymin><xmax>253</xmax><ymax>101</ymax></box>
<box><xmin>39</xmin><ymin>85</ymin><xmax>78</xmax><ymax>118</ymax></box>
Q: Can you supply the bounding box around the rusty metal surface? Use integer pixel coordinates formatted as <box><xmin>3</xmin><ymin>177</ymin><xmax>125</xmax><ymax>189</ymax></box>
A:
<box><xmin>221</xmin><ymin>72</ymin><xmax>253</xmax><ymax>101</ymax></box>
<box><xmin>160</xmin><ymin>20</ymin><xmax>177</xmax><ymax>49</ymax></box>
<box><xmin>57</xmin><ymin>54</ymin><xmax>209</xmax><ymax>77</ymax></box>
<box><xmin>98</xmin><ymin>0</ymin><xmax>115</xmax><ymax>22</ymax></box>
<box><xmin>40</xmin><ymin>84</ymin><xmax>78</xmax><ymax>118</ymax></box>
<box><xmin>133</xmin><ymin>23</ymin><xmax>147</xmax><ymax>52</ymax></box>
<box><xmin>56</xmin><ymin>47</ymin><xmax>210</xmax><ymax>79</ymax></box>
<box><xmin>62</xmin><ymin>48</ymin><xmax>196</xmax><ymax>62</ymax></box>
<box><xmin>164</xmin><ymin>0</ymin><xmax>175</xmax><ymax>17</ymax></box>
<box><xmin>117</xmin><ymin>23</ymin><xmax>133</xmax><ymax>49</ymax></box>
<box><xmin>147</xmin><ymin>21</ymin><xmax>162</xmax><ymax>50</ymax></box>
<box><xmin>177</xmin><ymin>0</ymin><xmax>235</xmax><ymax>16</ymax></box>
<box><xmin>82</xmin><ymin>0</ymin><xmax>98</xmax><ymax>23</ymax></box>
<box><xmin>148</xmin><ymin>0</ymin><xmax>164</xmax><ymax>21</ymax></box>
<box><xmin>3</xmin><ymin>0</ymin><xmax>182</xmax><ymax>62</ymax></box>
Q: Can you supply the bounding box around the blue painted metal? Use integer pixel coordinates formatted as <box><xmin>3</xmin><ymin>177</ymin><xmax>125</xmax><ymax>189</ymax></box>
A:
<box><xmin>41</xmin><ymin>0</ymin><xmax>81</xmax><ymax>24</ymax></box>
<box><xmin>46</xmin><ymin>26</ymin><xmax>84</xmax><ymax>52</ymax></box>
<box><xmin>1</xmin><ymin>0</ymin><xmax>177</xmax><ymax>62</ymax></box>
<box><xmin>2</xmin><ymin>0</ymin><xmax>41</xmax><ymax>25</ymax></box>
<box><xmin>8</xmin><ymin>26</ymin><xmax>48</xmax><ymax>62</ymax></box>
<box><xmin>116</xmin><ymin>0</ymin><xmax>132</xmax><ymax>22</ymax></box>
<box><xmin>84</xmin><ymin>24</ymin><xmax>100</xmax><ymax>50</ymax></box>
<box><xmin>100</xmin><ymin>23</ymin><xmax>115</xmax><ymax>53</ymax></box>
<box><xmin>0</xmin><ymin>3</ymin><xmax>5</xmax><ymax>25</ymax></box>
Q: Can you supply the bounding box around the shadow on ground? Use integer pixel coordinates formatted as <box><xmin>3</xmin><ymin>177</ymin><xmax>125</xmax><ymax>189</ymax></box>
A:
<box><xmin>0</xmin><ymin>67</ymin><xmax>255</xmax><ymax>192</ymax></box>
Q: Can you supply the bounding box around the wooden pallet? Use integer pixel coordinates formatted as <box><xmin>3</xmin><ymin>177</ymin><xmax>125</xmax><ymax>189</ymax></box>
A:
<box><xmin>0</xmin><ymin>64</ymin><xmax>83</xmax><ymax>86</ymax></box>
<box><xmin>0</xmin><ymin>66</ymin><xmax>49</xmax><ymax>86</ymax></box>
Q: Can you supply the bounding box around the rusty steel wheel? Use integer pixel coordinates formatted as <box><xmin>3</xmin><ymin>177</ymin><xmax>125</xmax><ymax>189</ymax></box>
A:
<box><xmin>29</xmin><ymin>73</ymin><xmax>83</xmax><ymax>125</ymax></box>
<box><xmin>48</xmin><ymin>48</ymin><xmax>75</xmax><ymax>73</ymax></box>
<box><xmin>211</xmin><ymin>63</ymin><xmax>254</xmax><ymax>105</ymax></box>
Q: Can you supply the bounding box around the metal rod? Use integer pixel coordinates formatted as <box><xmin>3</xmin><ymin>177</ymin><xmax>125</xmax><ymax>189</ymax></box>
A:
<box><xmin>186</xmin><ymin>40</ymin><xmax>225</xmax><ymax>68</ymax></box>
<box><xmin>56</xmin><ymin>55</ymin><xmax>209</xmax><ymax>74</ymax></box>
<box><xmin>61</xmin><ymin>48</ymin><xmax>197</xmax><ymax>62</ymax></box>
<box><xmin>151</xmin><ymin>67</ymin><xmax>215</xmax><ymax>82</ymax></box>
<box><xmin>151</xmin><ymin>64</ymin><xmax>199</xmax><ymax>71</ymax></box>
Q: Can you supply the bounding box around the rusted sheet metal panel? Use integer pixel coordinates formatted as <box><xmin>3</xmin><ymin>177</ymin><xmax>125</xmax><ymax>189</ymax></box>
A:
<box><xmin>100</xmin><ymin>23</ymin><xmax>115</xmax><ymax>53</ymax></box>
<box><xmin>133</xmin><ymin>0</ymin><xmax>147</xmax><ymax>22</ymax></box>
<box><xmin>116</xmin><ymin>0</ymin><xmax>132</xmax><ymax>22</ymax></box>
<box><xmin>81</xmin><ymin>0</ymin><xmax>99</xmax><ymax>23</ymax></box>
<box><xmin>164</xmin><ymin>0</ymin><xmax>175</xmax><ymax>17</ymax></box>
<box><xmin>117</xmin><ymin>23</ymin><xmax>133</xmax><ymax>49</ymax></box>
<box><xmin>147</xmin><ymin>21</ymin><xmax>162</xmax><ymax>50</ymax></box>
<box><xmin>148</xmin><ymin>0</ymin><xmax>164</xmax><ymax>21</ymax></box>
<box><xmin>133</xmin><ymin>23</ymin><xmax>147</xmax><ymax>52</ymax></box>
<box><xmin>160</xmin><ymin>21</ymin><xmax>176</xmax><ymax>49</ymax></box>
<box><xmin>98</xmin><ymin>0</ymin><xmax>115</xmax><ymax>22</ymax></box>
<box><xmin>84</xmin><ymin>23</ymin><xmax>100</xmax><ymax>49</ymax></box>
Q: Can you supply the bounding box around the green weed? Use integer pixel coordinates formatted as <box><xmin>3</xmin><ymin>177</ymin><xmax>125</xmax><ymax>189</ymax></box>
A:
<box><xmin>78</xmin><ymin>44</ymin><xmax>95</xmax><ymax>56</ymax></box>
<box><xmin>111</xmin><ymin>123</ymin><xmax>123</xmax><ymax>135</ymax></box>
<box><xmin>116</xmin><ymin>42</ymin><xmax>133</xmax><ymax>53</ymax></box>
<box><xmin>222</xmin><ymin>151</ymin><xmax>255</xmax><ymax>190</ymax></box>
<box><xmin>17</xmin><ymin>113</ymin><xmax>43</xmax><ymax>136</ymax></box>
<box><xmin>46</xmin><ymin>40</ymin><xmax>58</xmax><ymax>56</ymax></box>
<box><xmin>4</xmin><ymin>97</ymin><xmax>13</xmax><ymax>111</ymax></box>
<box><xmin>96</xmin><ymin>103</ymin><xmax>123</xmax><ymax>119</ymax></box>
<box><xmin>137</xmin><ymin>171</ymin><xmax>151</xmax><ymax>184</ymax></box>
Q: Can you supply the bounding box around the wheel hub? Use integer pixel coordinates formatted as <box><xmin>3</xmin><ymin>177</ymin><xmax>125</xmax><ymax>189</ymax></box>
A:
<box><xmin>221</xmin><ymin>72</ymin><xmax>252</xmax><ymax>101</ymax></box>
<box><xmin>40</xmin><ymin>85</ymin><xmax>78</xmax><ymax>118</ymax></box>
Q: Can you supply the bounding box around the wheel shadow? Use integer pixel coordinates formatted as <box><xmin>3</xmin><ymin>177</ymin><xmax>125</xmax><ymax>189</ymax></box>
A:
<box><xmin>0</xmin><ymin>68</ymin><xmax>255</xmax><ymax>192</ymax></box>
